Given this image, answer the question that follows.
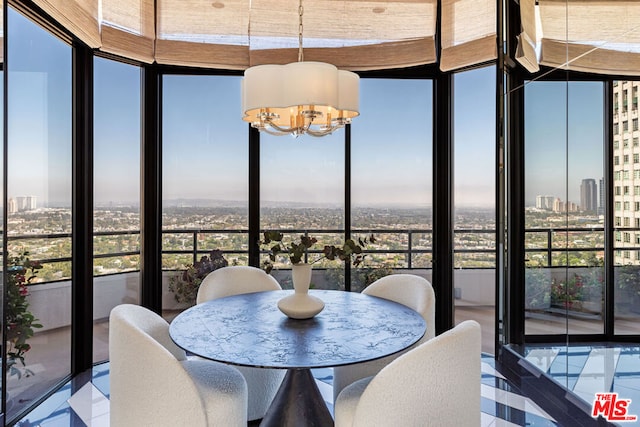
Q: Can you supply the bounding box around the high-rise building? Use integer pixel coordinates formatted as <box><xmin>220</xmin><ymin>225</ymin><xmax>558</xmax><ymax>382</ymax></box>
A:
<box><xmin>26</xmin><ymin>195</ymin><xmax>37</xmax><ymax>210</ymax></box>
<box><xmin>15</xmin><ymin>196</ymin><xmax>27</xmax><ymax>211</ymax></box>
<box><xmin>13</xmin><ymin>195</ymin><xmax>37</xmax><ymax>211</ymax></box>
<box><xmin>535</xmin><ymin>195</ymin><xmax>543</xmax><ymax>209</ymax></box>
<box><xmin>535</xmin><ymin>195</ymin><xmax>555</xmax><ymax>210</ymax></box>
<box><xmin>580</xmin><ymin>178</ymin><xmax>597</xmax><ymax>212</ymax></box>
<box><xmin>8</xmin><ymin>198</ymin><xmax>17</xmax><ymax>214</ymax></box>
<box><xmin>599</xmin><ymin>177</ymin><xmax>605</xmax><ymax>215</ymax></box>
<box><xmin>613</xmin><ymin>81</ymin><xmax>640</xmax><ymax>264</ymax></box>
<box><xmin>553</xmin><ymin>197</ymin><xmax>564</xmax><ymax>213</ymax></box>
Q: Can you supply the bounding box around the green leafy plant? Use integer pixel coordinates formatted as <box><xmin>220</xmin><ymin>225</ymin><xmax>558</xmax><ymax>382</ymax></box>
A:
<box><xmin>524</xmin><ymin>267</ymin><xmax>551</xmax><ymax>310</ymax></box>
<box><xmin>168</xmin><ymin>250</ymin><xmax>228</xmax><ymax>305</ymax></box>
<box><xmin>615</xmin><ymin>265</ymin><xmax>640</xmax><ymax>314</ymax></box>
<box><xmin>326</xmin><ymin>264</ymin><xmax>395</xmax><ymax>292</ymax></box>
<box><xmin>616</xmin><ymin>265</ymin><xmax>640</xmax><ymax>298</ymax></box>
<box><xmin>259</xmin><ymin>231</ymin><xmax>376</xmax><ymax>274</ymax></box>
<box><xmin>6</xmin><ymin>251</ymin><xmax>43</xmax><ymax>379</ymax></box>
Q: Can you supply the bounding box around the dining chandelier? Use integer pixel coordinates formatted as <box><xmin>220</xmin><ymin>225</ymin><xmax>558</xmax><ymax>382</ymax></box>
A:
<box><xmin>241</xmin><ymin>0</ymin><xmax>360</xmax><ymax>137</ymax></box>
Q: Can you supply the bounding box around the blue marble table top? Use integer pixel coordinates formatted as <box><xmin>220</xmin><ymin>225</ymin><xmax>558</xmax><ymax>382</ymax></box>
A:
<box><xmin>169</xmin><ymin>289</ymin><xmax>426</xmax><ymax>369</ymax></box>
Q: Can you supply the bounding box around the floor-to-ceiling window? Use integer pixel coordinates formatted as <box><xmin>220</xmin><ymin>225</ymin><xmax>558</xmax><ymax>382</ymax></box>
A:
<box><xmin>6</xmin><ymin>7</ymin><xmax>72</xmax><ymax>421</ymax></box>
<box><xmin>161</xmin><ymin>75</ymin><xmax>248</xmax><ymax>312</ymax></box>
<box><xmin>351</xmin><ymin>78</ymin><xmax>433</xmax><ymax>290</ymax></box>
<box><xmin>453</xmin><ymin>67</ymin><xmax>496</xmax><ymax>354</ymax></box>
<box><xmin>0</xmin><ymin>0</ymin><xmax>5</xmax><ymax>417</ymax></box>
<box><xmin>260</xmin><ymin>130</ymin><xmax>346</xmax><ymax>289</ymax></box>
<box><xmin>92</xmin><ymin>57</ymin><xmax>141</xmax><ymax>363</ymax></box>
<box><xmin>524</xmin><ymin>81</ymin><xmax>605</xmax><ymax>337</ymax></box>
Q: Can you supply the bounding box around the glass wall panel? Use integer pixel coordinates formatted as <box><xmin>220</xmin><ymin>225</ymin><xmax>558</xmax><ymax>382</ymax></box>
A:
<box><xmin>612</xmin><ymin>80</ymin><xmax>640</xmax><ymax>334</ymax></box>
<box><xmin>453</xmin><ymin>67</ymin><xmax>496</xmax><ymax>354</ymax></box>
<box><xmin>524</xmin><ymin>81</ymin><xmax>605</xmax><ymax>336</ymax></box>
<box><xmin>6</xmin><ymin>7</ymin><xmax>72</xmax><ymax>421</ymax></box>
<box><xmin>0</xmin><ymin>0</ymin><xmax>4</xmax><ymax>414</ymax></box>
<box><xmin>93</xmin><ymin>57</ymin><xmax>141</xmax><ymax>363</ymax></box>
<box><xmin>162</xmin><ymin>75</ymin><xmax>248</xmax><ymax>312</ymax></box>
<box><xmin>350</xmin><ymin>78</ymin><xmax>433</xmax><ymax>291</ymax></box>
<box><xmin>260</xmin><ymin>131</ymin><xmax>345</xmax><ymax>290</ymax></box>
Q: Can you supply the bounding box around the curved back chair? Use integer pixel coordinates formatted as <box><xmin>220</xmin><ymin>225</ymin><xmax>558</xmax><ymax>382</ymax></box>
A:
<box><xmin>196</xmin><ymin>265</ymin><xmax>282</xmax><ymax>304</ymax></box>
<box><xmin>333</xmin><ymin>274</ymin><xmax>436</xmax><ymax>402</ymax></box>
<box><xmin>109</xmin><ymin>304</ymin><xmax>247</xmax><ymax>427</ymax></box>
<box><xmin>196</xmin><ymin>265</ymin><xmax>285</xmax><ymax>421</ymax></box>
<box><xmin>334</xmin><ymin>320</ymin><xmax>481</xmax><ymax>427</ymax></box>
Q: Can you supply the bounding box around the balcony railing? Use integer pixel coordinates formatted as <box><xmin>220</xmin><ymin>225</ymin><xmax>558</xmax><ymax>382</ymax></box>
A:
<box><xmin>8</xmin><ymin>225</ymin><xmax>636</xmax><ymax>283</ymax></box>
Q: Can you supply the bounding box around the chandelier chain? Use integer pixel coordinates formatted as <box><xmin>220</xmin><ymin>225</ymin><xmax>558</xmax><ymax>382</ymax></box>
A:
<box><xmin>298</xmin><ymin>0</ymin><xmax>304</xmax><ymax>62</ymax></box>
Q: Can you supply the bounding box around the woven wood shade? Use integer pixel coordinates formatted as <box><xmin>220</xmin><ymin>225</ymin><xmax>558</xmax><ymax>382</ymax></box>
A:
<box><xmin>101</xmin><ymin>0</ymin><xmax>155</xmax><ymax>63</ymax></box>
<box><xmin>26</xmin><ymin>0</ymin><xmax>640</xmax><ymax>75</ymax></box>
<box><xmin>32</xmin><ymin>0</ymin><xmax>100</xmax><ymax>48</ymax></box>
<box><xmin>246</xmin><ymin>0</ymin><xmax>437</xmax><ymax>71</ymax></box>
<box><xmin>156</xmin><ymin>0</ymin><xmax>250</xmax><ymax>69</ymax></box>
<box><xmin>515</xmin><ymin>0</ymin><xmax>539</xmax><ymax>73</ymax></box>
<box><xmin>440</xmin><ymin>0</ymin><xmax>497</xmax><ymax>72</ymax></box>
<box><xmin>517</xmin><ymin>0</ymin><xmax>640</xmax><ymax>76</ymax></box>
<box><xmin>28</xmin><ymin>0</ymin><xmax>440</xmax><ymax>71</ymax></box>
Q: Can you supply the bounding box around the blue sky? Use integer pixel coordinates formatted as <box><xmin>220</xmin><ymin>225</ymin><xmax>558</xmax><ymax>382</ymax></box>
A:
<box><xmin>8</xmin><ymin>9</ymin><xmax>72</xmax><ymax>207</ymax></box>
<box><xmin>454</xmin><ymin>68</ymin><xmax>497</xmax><ymax>207</ymax></box>
<box><xmin>525</xmin><ymin>81</ymin><xmax>604</xmax><ymax>206</ymax></box>
<box><xmin>7</xmin><ymin>8</ymin><xmax>603</xmax><ymax>209</ymax></box>
<box><xmin>94</xmin><ymin>58</ymin><xmax>142</xmax><ymax>204</ymax></box>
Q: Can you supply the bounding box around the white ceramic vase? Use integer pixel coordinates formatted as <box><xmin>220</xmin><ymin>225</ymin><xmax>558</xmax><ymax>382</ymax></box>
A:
<box><xmin>277</xmin><ymin>263</ymin><xmax>325</xmax><ymax>319</ymax></box>
<box><xmin>292</xmin><ymin>262</ymin><xmax>313</xmax><ymax>293</ymax></box>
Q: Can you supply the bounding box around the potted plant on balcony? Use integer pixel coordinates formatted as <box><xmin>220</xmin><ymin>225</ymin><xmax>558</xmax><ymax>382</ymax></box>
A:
<box><xmin>168</xmin><ymin>249</ymin><xmax>228</xmax><ymax>306</ymax></box>
<box><xmin>616</xmin><ymin>265</ymin><xmax>640</xmax><ymax>314</ymax></box>
<box><xmin>524</xmin><ymin>267</ymin><xmax>551</xmax><ymax>311</ymax></box>
<box><xmin>550</xmin><ymin>273</ymin><xmax>590</xmax><ymax>312</ymax></box>
<box><xmin>6</xmin><ymin>251</ymin><xmax>43</xmax><ymax>379</ymax></box>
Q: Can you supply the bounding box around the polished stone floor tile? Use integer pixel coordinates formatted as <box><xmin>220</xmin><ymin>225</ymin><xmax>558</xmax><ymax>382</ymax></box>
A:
<box><xmin>16</xmin><ymin>354</ymin><xmax>565</xmax><ymax>427</ymax></box>
<box><xmin>31</xmin><ymin>346</ymin><xmax>640</xmax><ymax>426</ymax></box>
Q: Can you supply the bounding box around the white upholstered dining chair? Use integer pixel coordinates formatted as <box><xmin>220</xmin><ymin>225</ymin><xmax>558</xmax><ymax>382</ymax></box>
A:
<box><xmin>109</xmin><ymin>304</ymin><xmax>247</xmax><ymax>427</ymax></box>
<box><xmin>334</xmin><ymin>320</ymin><xmax>481</xmax><ymax>427</ymax></box>
<box><xmin>196</xmin><ymin>265</ymin><xmax>286</xmax><ymax>421</ymax></box>
<box><xmin>332</xmin><ymin>273</ymin><xmax>436</xmax><ymax>402</ymax></box>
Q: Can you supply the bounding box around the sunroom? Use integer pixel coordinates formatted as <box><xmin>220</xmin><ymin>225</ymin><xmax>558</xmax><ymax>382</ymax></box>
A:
<box><xmin>1</xmin><ymin>0</ymin><xmax>640</xmax><ymax>426</ymax></box>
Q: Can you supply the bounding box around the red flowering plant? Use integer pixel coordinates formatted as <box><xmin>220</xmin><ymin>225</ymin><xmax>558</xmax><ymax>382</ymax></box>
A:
<box><xmin>551</xmin><ymin>273</ymin><xmax>585</xmax><ymax>310</ymax></box>
<box><xmin>5</xmin><ymin>251</ymin><xmax>43</xmax><ymax>379</ymax></box>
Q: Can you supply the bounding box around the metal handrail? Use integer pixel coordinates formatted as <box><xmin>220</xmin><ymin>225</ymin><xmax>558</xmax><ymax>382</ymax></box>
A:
<box><xmin>6</xmin><ymin>226</ymin><xmax>626</xmax><ymax>282</ymax></box>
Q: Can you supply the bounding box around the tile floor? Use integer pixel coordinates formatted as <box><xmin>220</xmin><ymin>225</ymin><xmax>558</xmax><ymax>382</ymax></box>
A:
<box><xmin>13</xmin><ymin>354</ymin><xmax>563</xmax><ymax>427</ymax></box>
<box><xmin>522</xmin><ymin>344</ymin><xmax>640</xmax><ymax>426</ymax></box>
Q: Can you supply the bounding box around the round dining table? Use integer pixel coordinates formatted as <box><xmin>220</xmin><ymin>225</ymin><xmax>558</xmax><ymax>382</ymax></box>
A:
<box><xmin>169</xmin><ymin>289</ymin><xmax>426</xmax><ymax>427</ymax></box>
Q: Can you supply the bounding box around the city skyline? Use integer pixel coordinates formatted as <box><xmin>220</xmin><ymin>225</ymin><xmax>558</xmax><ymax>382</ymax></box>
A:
<box><xmin>534</xmin><ymin>176</ymin><xmax>603</xmax><ymax>213</ymax></box>
<box><xmin>524</xmin><ymin>81</ymin><xmax>604</xmax><ymax>207</ymax></box>
<box><xmin>7</xmin><ymin>195</ymin><xmax>38</xmax><ymax>213</ymax></box>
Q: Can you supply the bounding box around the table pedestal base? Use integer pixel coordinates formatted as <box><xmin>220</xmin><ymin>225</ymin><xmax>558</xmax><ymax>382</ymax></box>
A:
<box><xmin>260</xmin><ymin>368</ymin><xmax>334</xmax><ymax>427</ymax></box>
